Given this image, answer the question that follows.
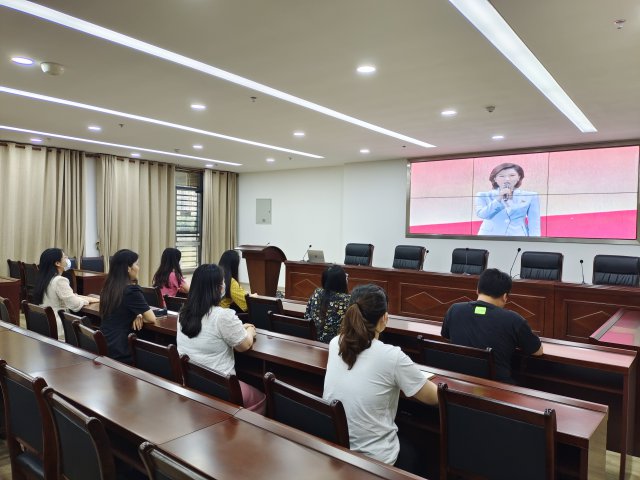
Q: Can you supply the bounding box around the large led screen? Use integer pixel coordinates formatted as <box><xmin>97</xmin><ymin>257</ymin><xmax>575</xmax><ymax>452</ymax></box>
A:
<box><xmin>408</xmin><ymin>146</ymin><xmax>639</xmax><ymax>240</ymax></box>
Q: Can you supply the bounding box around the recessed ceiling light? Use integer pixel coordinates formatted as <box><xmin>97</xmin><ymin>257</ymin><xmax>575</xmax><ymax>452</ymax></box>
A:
<box><xmin>205</xmin><ymin>164</ymin><xmax>213</xmax><ymax>168</ymax></box>
<box><xmin>357</xmin><ymin>65</ymin><xmax>376</xmax><ymax>74</ymax></box>
<box><xmin>88</xmin><ymin>125</ymin><xmax>101</xmax><ymax>131</ymax></box>
<box><xmin>0</xmin><ymin>3</ymin><xmax>435</xmax><ymax>147</ymax></box>
<box><xmin>360</xmin><ymin>148</ymin><xmax>370</xmax><ymax>154</ymax></box>
<box><xmin>190</xmin><ymin>103</ymin><xmax>206</xmax><ymax>110</ymax></box>
<box><xmin>131</xmin><ymin>152</ymin><xmax>140</xmax><ymax>157</ymax></box>
<box><xmin>492</xmin><ymin>135</ymin><xmax>505</xmax><ymax>140</ymax></box>
<box><xmin>266</xmin><ymin>158</ymin><xmax>275</xmax><ymax>163</ymax></box>
<box><xmin>11</xmin><ymin>56</ymin><xmax>34</xmax><ymax>65</ymax></box>
<box><xmin>449</xmin><ymin>0</ymin><xmax>596</xmax><ymax>133</ymax></box>
<box><xmin>0</xmin><ymin>86</ymin><xmax>323</xmax><ymax>159</ymax></box>
<box><xmin>30</xmin><ymin>137</ymin><xmax>42</xmax><ymax>142</ymax></box>
<box><xmin>193</xmin><ymin>144</ymin><xmax>203</xmax><ymax>150</ymax></box>
<box><xmin>441</xmin><ymin>109</ymin><xmax>457</xmax><ymax>117</ymax></box>
<box><xmin>0</xmin><ymin>125</ymin><xmax>242</xmax><ymax>166</ymax></box>
<box><xmin>293</xmin><ymin>131</ymin><xmax>305</xmax><ymax>137</ymax></box>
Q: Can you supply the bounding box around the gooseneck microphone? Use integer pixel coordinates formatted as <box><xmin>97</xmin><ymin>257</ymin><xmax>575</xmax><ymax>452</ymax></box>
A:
<box><xmin>462</xmin><ymin>247</ymin><xmax>470</xmax><ymax>275</ymax></box>
<box><xmin>302</xmin><ymin>244</ymin><xmax>312</xmax><ymax>262</ymax></box>
<box><xmin>509</xmin><ymin>247</ymin><xmax>522</xmax><ymax>278</ymax></box>
<box><xmin>580</xmin><ymin>259</ymin><xmax>585</xmax><ymax>284</ymax></box>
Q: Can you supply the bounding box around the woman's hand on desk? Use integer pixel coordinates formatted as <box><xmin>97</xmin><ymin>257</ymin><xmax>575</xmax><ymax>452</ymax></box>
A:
<box><xmin>80</xmin><ymin>295</ymin><xmax>100</xmax><ymax>304</ymax></box>
<box><xmin>132</xmin><ymin>314</ymin><xmax>144</xmax><ymax>331</ymax></box>
<box><xmin>244</xmin><ymin>323</ymin><xmax>257</xmax><ymax>340</ymax></box>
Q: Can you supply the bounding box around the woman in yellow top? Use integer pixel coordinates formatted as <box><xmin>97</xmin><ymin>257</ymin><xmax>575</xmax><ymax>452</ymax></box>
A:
<box><xmin>218</xmin><ymin>250</ymin><xmax>254</xmax><ymax>312</ymax></box>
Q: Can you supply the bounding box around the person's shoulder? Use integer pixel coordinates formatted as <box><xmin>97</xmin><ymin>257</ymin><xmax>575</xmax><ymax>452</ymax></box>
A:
<box><xmin>372</xmin><ymin>339</ymin><xmax>402</xmax><ymax>357</ymax></box>
<box><xmin>447</xmin><ymin>301</ymin><xmax>471</xmax><ymax>313</ymax></box>
<box><xmin>50</xmin><ymin>275</ymin><xmax>69</xmax><ymax>287</ymax></box>
<box><xmin>125</xmin><ymin>284</ymin><xmax>142</xmax><ymax>293</ymax></box>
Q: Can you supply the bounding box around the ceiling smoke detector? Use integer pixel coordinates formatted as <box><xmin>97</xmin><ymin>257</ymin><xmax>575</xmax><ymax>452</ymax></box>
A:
<box><xmin>40</xmin><ymin>62</ymin><xmax>65</xmax><ymax>76</ymax></box>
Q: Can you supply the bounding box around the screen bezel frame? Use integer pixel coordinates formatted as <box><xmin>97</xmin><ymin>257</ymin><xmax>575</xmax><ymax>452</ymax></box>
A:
<box><xmin>405</xmin><ymin>140</ymin><xmax>640</xmax><ymax>245</ymax></box>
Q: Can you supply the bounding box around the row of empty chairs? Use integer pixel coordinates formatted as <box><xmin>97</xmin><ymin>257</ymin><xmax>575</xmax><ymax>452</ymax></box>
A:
<box><xmin>342</xmin><ymin>244</ymin><xmax>640</xmax><ymax>286</ymax></box>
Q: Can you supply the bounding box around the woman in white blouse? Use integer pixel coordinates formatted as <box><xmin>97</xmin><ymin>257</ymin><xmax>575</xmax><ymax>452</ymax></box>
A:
<box><xmin>33</xmin><ymin>248</ymin><xmax>99</xmax><ymax>341</ymax></box>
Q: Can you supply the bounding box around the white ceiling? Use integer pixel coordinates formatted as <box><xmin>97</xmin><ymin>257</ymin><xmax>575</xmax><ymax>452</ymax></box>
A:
<box><xmin>0</xmin><ymin>0</ymin><xmax>639</xmax><ymax>172</ymax></box>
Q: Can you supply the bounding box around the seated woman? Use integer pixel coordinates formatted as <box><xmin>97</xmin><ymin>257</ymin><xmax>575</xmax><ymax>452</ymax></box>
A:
<box><xmin>218</xmin><ymin>250</ymin><xmax>254</xmax><ymax>312</ymax></box>
<box><xmin>323</xmin><ymin>284</ymin><xmax>438</xmax><ymax>471</ymax></box>
<box><xmin>177</xmin><ymin>263</ymin><xmax>265</xmax><ymax>413</ymax></box>
<box><xmin>152</xmin><ymin>247</ymin><xmax>190</xmax><ymax>302</ymax></box>
<box><xmin>304</xmin><ymin>265</ymin><xmax>350</xmax><ymax>343</ymax></box>
<box><xmin>34</xmin><ymin>248</ymin><xmax>99</xmax><ymax>341</ymax></box>
<box><xmin>100</xmin><ymin>249</ymin><xmax>156</xmax><ymax>363</ymax></box>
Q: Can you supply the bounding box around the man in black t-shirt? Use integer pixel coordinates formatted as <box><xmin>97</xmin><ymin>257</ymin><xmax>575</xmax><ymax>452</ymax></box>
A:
<box><xmin>441</xmin><ymin>268</ymin><xmax>543</xmax><ymax>383</ymax></box>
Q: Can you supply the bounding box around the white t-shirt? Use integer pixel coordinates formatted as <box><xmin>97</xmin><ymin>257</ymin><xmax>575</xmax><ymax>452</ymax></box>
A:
<box><xmin>176</xmin><ymin>306</ymin><xmax>247</xmax><ymax>375</ymax></box>
<box><xmin>41</xmin><ymin>275</ymin><xmax>88</xmax><ymax>341</ymax></box>
<box><xmin>323</xmin><ymin>337</ymin><xmax>428</xmax><ymax>465</ymax></box>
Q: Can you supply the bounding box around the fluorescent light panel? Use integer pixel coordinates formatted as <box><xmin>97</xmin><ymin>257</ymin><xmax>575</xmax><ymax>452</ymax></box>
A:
<box><xmin>0</xmin><ymin>125</ymin><xmax>242</xmax><ymax>166</ymax></box>
<box><xmin>0</xmin><ymin>0</ymin><xmax>436</xmax><ymax>148</ymax></box>
<box><xmin>449</xmin><ymin>0</ymin><xmax>596</xmax><ymax>133</ymax></box>
<box><xmin>0</xmin><ymin>86</ymin><xmax>323</xmax><ymax>158</ymax></box>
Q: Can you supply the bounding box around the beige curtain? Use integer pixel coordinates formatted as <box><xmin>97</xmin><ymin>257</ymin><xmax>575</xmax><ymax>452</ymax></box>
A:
<box><xmin>96</xmin><ymin>155</ymin><xmax>176</xmax><ymax>286</ymax></box>
<box><xmin>0</xmin><ymin>143</ymin><xmax>85</xmax><ymax>272</ymax></box>
<box><xmin>201</xmin><ymin>170</ymin><xmax>238</xmax><ymax>263</ymax></box>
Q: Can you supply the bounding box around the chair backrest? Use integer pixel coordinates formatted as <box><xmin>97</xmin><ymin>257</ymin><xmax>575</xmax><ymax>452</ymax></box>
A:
<box><xmin>42</xmin><ymin>387</ymin><xmax>116</xmax><ymax>480</ymax></box>
<box><xmin>263</xmin><ymin>372</ymin><xmax>349</xmax><ymax>447</ymax></box>
<box><xmin>179</xmin><ymin>355</ymin><xmax>243</xmax><ymax>406</ymax></box>
<box><xmin>73</xmin><ymin>320</ymin><xmax>109</xmax><ymax>356</ymax></box>
<box><xmin>128</xmin><ymin>334</ymin><xmax>182</xmax><ymax>383</ymax></box>
<box><xmin>139</xmin><ymin>442</ymin><xmax>213</xmax><ymax>480</ymax></box>
<box><xmin>245</xmin><ymin>295</ymin><xmax>284</xmax><ymax>329</ymax></box>
<box><xmin>80</xmin><ymin>256</ymin><xmax>105</xmax><ymax>273</ymax></box>
<box><xmin>6</xmin><ymin>258</ymin><xmax>23</xmax><ymax>281</ymax></box>
<box><xmin>520</xmin><ymin>251</ymin><xmax>563</xmax><ymax>281</ymax></box>
<box><xmin>0</xmin><ymin>361</ymin><xmax>51</xmax><ymax>478</ymax></box>
<box><xmin>59</xmin><ymin>310</ymin><xmax>86</xmax><ymax>346</ymax></box>
<box><xmin>164</xmin><ymin>294</ymin><xmax>187</xmax><ymax>312</ymax></box>
<box><xmin>268</xmin><ymin>311</ymin><xmax>314</xmax><ymax>339</ymax></box>
<box><xmin>450</xmin><ymin>248</ymin><xmax>489</xmax><ymax>275</ymax></box>
<box><xmin>140</xmin><ymin>286</ymin><xmax>163</xmax><ymax>308</ymax></box>
<box><xmin>392</xmin><ymin>245</ymin><xmax>427</xmax><ymax>270</ymax></box>
<box><xmin>593</xmin><ymin>255</ymin><xmax>640</xmax><ymax>287</ymax></box>
<box><xmin>438</xmin><ymin>383</ymin><xmax>555</xmax><ymax>480</ymax></box>
<box><xmin>21</xmin><ymin>262</ymin><xmax>39</xmax><ymax>301</ymax></box>
<box><xmin>344</xmin><ymin>243</ymin><xmax>374</xmax><ymax>266</ymax></box>
<box><xmin>22</xmin><ymin>300</ymin><xmax>58</xmax><ymax>339</ymax></box>
<box><xmin>0</xmin><ymin>296</ymin><xmax>18</xmax><ymax>325</ymax></box>
<box><xmin>419</xmin><ymin>336</ymin><xmax>496</xmax><ymax>380</ymax></box>
<box><xmin>68</xmin><ymin>257</ymin><xmax>78</xmax><ymax>269</ymax></box>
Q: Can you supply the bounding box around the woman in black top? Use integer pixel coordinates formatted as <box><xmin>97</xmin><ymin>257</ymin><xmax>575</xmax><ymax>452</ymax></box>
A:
<box><xmin>100</xmin><ymin>249</ymin><xmax>155</xmax><ymax>363</ymax></box>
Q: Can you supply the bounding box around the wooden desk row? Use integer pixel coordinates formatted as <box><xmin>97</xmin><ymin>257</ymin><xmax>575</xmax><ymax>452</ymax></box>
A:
<box><xmin>0</xmin><ymin>321</ymin><xmax>423</xmax><ymax>480</ymax></box>
<box><xmin>140</xmin><ymin>315</ymin><xmax>609</xmax><ymax>480</ymax></box>
<box><xmin>284</xmin><ymin>261</ymin><xmax>640</xmax><ymax>344</ymax></box>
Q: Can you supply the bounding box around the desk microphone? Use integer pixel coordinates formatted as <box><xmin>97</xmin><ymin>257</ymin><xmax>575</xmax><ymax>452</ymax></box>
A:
<box><xmin>302</xmin><ymin>244</ymin><xmax>312</xmax><ymax>262</ymax></box>
<box><xmin>462</xmin><ymin>247</ymin><xmax>470</xmax><ymax>275</ymax></box>
<box><xmin>509</xmin><ymin>247</ymin><xmax>522</xmax><ymax>278</ymax></box>
<box><xmin>580</xmin><ymin>259</ymin><xmax>585</xmax><ymax>284</ymax></box>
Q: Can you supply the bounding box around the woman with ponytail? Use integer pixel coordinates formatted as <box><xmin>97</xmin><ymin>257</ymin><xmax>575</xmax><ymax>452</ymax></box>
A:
<box><xmin>323</xmin><ymin>284</ymin><xmax>438</xmax><ymax>469</ymax></box>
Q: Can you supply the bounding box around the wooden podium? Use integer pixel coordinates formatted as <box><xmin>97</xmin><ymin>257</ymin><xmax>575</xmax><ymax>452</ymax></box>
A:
<box><xmin>237</xmin><ymin>245</ymin><xmax>287</xmax><ymax>296</ymax></box>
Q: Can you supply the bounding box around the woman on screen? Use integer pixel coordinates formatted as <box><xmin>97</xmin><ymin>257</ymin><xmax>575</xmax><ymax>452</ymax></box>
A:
<box><xmin>475</xmin><ymin>163</ymin><xmax>541</xmax><ymax>236</ymax></box>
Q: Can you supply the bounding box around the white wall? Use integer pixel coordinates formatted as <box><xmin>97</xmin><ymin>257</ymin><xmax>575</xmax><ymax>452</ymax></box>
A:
<box><xmin>238</xmin><ymin>158</ymin><xmax>640</xmax><ymax>285</ymax></box>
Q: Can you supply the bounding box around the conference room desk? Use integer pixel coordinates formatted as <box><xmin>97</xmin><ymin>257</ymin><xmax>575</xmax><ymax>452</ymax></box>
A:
<box><xmin>285</xmin><ymin>261</ymin><xmax>640</xmax><ymax>343</ymax></box>
<box><xmin>72</xmin><ymin>269</ymin><xmax>106</xmax><ymax>295</ymax></box>
<box><xmin>0</xmin><ymin>276</ymin><xmax>21</xmax><ymax>324</ymax></box>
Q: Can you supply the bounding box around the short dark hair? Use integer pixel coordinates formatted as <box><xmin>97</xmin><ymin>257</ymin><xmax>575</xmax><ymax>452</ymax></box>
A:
<box><xmin>489</xmin><ymin>163</ymin><xmax>524</xmax><ymax>189</ymax></box>
<box><xmin>477</xmin><ymin>268</ymin><xmax>512</xmax><ymax>298</ymax></box>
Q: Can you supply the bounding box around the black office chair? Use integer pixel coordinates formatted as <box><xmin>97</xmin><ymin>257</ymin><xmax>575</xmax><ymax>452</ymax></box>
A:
<box><xmin>73</xmin><ymin>320</ymin><xmax>109</xmax><ymax>356</ymax></box>
<box><xmin>22</xmin><ymin>262</ymin><xmax>39</xmax><ymax>302</ymax></box>
<box><xmin>139</xmin><ymin>442</ymin><xmax>214</xmax><ymax>480</ymax></box>
<box><xmin>0</xmin><ymin>296</ymin><xmax>17</xmax><ymax>325</ymax></box>
<box><xmin>22</xmin><ymin>300</ymin><xmax>58</xmax><ymax>339</ymax></box>
<box><xmin>450</xmin><ymin>248</ymin><xmax>489</xmax><ymax>275</ymax></box>
<box><xmin>180</xmin><ymin>355</ymin><xmax>244</xmax><ymax>406</ymax></box>
<box><xmin>6</xmin><ymin>259</ymin><xmax>25</xmax><ymax>301</ymax></box>
<box><xmin>80</xmin><ymin>256</ymin><xmax>105</xmax><ymax>273</ymax></box>
<box><xmin>418</xmin><ymin>336</ymin><xmax>496</xmax><ymax>380</ymax></box>
<box><xmin>59</xmin><ymin>310</ymin><xmax>93</xmax><ymax>347</ymax></box>
<box><xmin>42</xmin><ymin>387</ymin><xmax>117</xmax><ymax>480</ymax></box>
<box><xmin>438</xmin><ymin>383</ymin><xmax>556</xmax><ymax>480</ymax></box>
<box><xmin>592</xmin><ymin>255</ymin><xmax>640</xmax><ymax>287</ymax></box>
<box><xmin>245</xmin><ymin>295</ymin><xmax>283</xmax><ymax>330</ymax></box>
<box><xmin>0</xmin><ymin>361</ymin><xmax>52</xmax><ymax>479</ymax></box>
<box><xmin>128</xmin><ymin>334</ymin><xmax>182</xmax><ymax>383</ymax></box>
<box><xmin>140</xmin><ymin>286</ymin><xmax>163</xmax><ymax>308</ymax></box>
<box><xmin>268</xmin><ymin>311</ymin><xmax>315</xmax><ymax>339</ymax></box>
<box><xmin>520</xmin><ymin>251</ymin><xmax>564</xmax><ymax>281</ymax></box>
<box><xmin>263</xmin><ymin>372</ymin><xmax>349</xmax><ymax>447</ymax></box>
<box><xmin>392</xmin><ymin>245</ymin><xmax>427</xmax><ymax>270</ymax></box>
<box><xmin>344</xmin><ymin>243</ymin><xmax>374</xmax><ymax>266</ymax></box>
<box><xmin>164</xmin><ymin>294</ymin><xmax>187</xmax><ymax>312</ymax></box>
